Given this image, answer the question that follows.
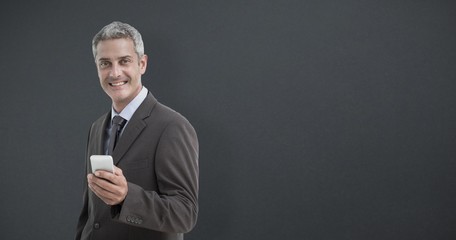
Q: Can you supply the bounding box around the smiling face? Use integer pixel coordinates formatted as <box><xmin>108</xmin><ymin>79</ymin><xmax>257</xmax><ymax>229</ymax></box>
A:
<box><xmin>95</xmin><ymin>38</ymin><xmax>148</xmax><ymax>112</ymax></box>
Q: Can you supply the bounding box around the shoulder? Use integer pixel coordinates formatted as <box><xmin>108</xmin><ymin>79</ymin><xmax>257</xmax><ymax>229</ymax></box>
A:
<box><xmin>143</xmin><ymin>99</ymin><xmax>196</xmax><ymax>138</ymax></box>
<box><xmin>91</xmin><ymin>112</ymin><xmax>109</xmax><ymax>128</ymax></box>
<box><xmin>153</xmin><ymin>103</ymin><xmax>199</xmax><ymax>152</ymax></box>
<box><xmin>88</xmin><ymin>112</ymin><xmax>109</xmax><ymax>136</ymax></box>
<box><xmin>154</xmin><ymin>102</ymin><xmax>189</xmax><ymax>123</ymax></box>
<box><xmin>153</xmin><ymin>102</ymin><xmax>196</xmax><ymax>132</ymax></box>
<box><xmin>139</xmin><ymin>93</ymin><xmax>192</xmax><ymax>126</ymax></box>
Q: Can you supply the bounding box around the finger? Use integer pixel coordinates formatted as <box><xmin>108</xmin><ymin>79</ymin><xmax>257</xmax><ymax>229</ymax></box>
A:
<box><xmin>113</xmin><ymin>166</ymin><xmax>123</xmax><ymax>176</ymax></box>
<box><xmin>87</xmin><ymin>174</ymin><xmax>104</xmax><ymax>187</ymax></box>
<box><xmin>92</xmin><ymin>174</ymin><xmax>127</xmax><ymax>196</ymax></box>
<box><xmin>89</xmin><ymin>180</ymin><xmax>117</xmax><ymax>201</ymax></box>
<box><xmin>94</xmin><ymin>170</ymin><xmax>117</xmax><ymax>183</ymax></box>
<box><xmin>90</xmin><ymin>181</ymin><xmax>125</xmax><ymax>205</ymax></box>
<box><xmin>89</xmin><ymin>184</ymin><xmax>116</xmax><ymax>205</ymax></box>
<box><xmin>96</xmin><ymin>168</ymin><xmax>126</xmax><ymax>186</ymax></box>
<box><xmin>91</xmin><ymin>175</ymin><xmax>118</xmax><ymax>193</ymax></box>
<box><xmin>87</xmin><ymin>173</ymin><xmax>94</xmax><ymax>183</ymax></box>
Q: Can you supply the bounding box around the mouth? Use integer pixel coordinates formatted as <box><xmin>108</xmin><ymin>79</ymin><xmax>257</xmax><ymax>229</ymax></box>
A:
<box><xmin>109</xmin><ymin>81</ymin><xmax>128</xmax><ymax>87</ymax></box>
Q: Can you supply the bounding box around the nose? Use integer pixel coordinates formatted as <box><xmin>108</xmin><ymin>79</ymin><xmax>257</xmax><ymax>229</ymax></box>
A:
<box><xmin>109</xmin><ymin>63</ymin><xmax>122</xmax><ymax>78</ymax></box>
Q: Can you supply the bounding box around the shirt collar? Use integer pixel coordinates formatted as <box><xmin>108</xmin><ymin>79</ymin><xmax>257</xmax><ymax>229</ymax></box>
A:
<box><xmin>111</xmin><ymin>86</ymin><xmax>148</xmax><ymax>122</ymax></box>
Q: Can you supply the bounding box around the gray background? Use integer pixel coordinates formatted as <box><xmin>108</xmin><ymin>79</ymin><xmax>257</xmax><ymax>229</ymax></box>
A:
<box><xmin>1</xmin><ymin>0</ymin><xmax>456</xmax><ymax>239</ymax></box>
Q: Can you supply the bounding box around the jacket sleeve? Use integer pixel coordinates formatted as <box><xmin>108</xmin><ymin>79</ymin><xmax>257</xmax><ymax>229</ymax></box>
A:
<box><xmin>112</xmin><ymin>118</ymin><xmax>199</xmax><ymax>233</ymax></box>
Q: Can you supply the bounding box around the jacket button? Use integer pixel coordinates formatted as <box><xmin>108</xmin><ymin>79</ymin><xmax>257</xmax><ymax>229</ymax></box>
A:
<box><xmin>94</xmin><ymin>223</ymin><xmax>100</xmax><ymax>229</ymax></box>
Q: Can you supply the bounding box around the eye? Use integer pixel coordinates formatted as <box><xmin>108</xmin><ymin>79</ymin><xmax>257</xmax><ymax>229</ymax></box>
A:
<box><xmin>120</xmin><ymin>59</ymin><xmax>131</xmax><ymax>65</ymax></box>
<box><xmin>99</xmin><ymin>61</ymin><xmax>110</xmax><ymax>68</ymax></box>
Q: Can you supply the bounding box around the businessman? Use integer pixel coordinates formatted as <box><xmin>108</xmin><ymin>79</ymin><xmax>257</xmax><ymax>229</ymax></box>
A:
<box><xmin>75</xmin><ymin>21</ymin><xmax>199</xmax><ymax>240</ymax></box>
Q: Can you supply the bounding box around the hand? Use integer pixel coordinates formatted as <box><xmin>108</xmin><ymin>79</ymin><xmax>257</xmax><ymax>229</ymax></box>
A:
<box><xmin>87</xmin><ymin>166</ymin><xmax>128</xmax><ymax>205</ymax></box>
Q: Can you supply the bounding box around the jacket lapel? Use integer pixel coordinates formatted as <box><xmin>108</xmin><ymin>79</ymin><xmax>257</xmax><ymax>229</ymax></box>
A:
<box><xmin>92</xmin><ymin>113</ymin><xmax>110</xmax><ymax>155</ymax></box>
<box><xmin>112</xmin><ymin>92</ymin><xmax>157</xmax><ymax>165</ymax></box>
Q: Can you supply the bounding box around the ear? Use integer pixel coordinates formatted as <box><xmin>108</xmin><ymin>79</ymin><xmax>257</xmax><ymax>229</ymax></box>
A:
<box><xmin>139</xmin><ymin>54</ymin><xmax>148</xmax><ymax>74</ymax></box>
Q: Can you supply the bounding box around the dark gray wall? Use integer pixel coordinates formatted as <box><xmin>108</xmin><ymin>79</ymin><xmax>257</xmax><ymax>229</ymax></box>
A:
<box><xmin>1</xmin><ymin>1</ymin><xmax>455</xmax><ymax>239</ymax></box>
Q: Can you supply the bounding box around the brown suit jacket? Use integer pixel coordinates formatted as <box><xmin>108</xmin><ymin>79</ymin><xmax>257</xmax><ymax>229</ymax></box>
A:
<box><xmin>75</xmin><ymin>92</ymin><xmax>199</xmax><ymax>240</ymax></box>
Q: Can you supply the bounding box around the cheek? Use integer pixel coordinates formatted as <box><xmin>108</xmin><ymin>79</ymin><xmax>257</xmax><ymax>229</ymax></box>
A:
<box><xmin>97</xmin><ymin>71</ymin><xmax>108</xmax><ymax>83</ymax></box>
<box><xmin>98</xmin><ymin>77</ymin><xmax>105</xmax><ymax>87</ymax></box>
<box><xmin>97</xmin><ymin>71</ymin><xmax>103</xmax><ymax>80</ymax></box>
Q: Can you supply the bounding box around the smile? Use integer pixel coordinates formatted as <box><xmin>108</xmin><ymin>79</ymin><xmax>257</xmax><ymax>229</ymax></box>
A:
<box><xmin>110</xmin><ymin>81</ymin><xmax>128</xmax><ymax>87</ymax></box>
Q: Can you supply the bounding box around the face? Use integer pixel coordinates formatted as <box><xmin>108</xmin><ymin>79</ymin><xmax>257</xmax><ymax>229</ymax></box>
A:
<box><xmin>95</xmin><ymin>38</ymin><xmax>147</xmax><ymax>112</ymax></box>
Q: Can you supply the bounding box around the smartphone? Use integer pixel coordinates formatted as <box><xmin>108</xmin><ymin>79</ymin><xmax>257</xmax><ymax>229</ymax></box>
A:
<box><xmin>90</xmin><ymin>155</ymin><xmax>114</xmax><ymax>174</ymax></box>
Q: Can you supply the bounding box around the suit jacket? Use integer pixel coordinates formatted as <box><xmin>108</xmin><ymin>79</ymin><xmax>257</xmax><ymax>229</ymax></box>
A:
<box><xmin>75</xmin><ymin>92</ymin><xmax>199</xmax><ymax>240</ymax></box>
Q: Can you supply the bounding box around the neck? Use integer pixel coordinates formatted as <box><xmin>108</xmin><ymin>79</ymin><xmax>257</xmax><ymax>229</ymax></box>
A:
<box><xmin>112</xmin><ymin>85</ymin><xmax>143</xmax><ymax>113</ymax></box>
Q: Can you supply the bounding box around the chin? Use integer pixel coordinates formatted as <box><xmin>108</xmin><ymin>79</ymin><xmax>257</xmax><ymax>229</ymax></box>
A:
<box><xmin>107</xmin><ymin>91</ymin><xmax>125</xmax><ymax>101</ymax></box>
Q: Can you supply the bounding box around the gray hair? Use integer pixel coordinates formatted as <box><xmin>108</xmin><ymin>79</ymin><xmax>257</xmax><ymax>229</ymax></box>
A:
<box><xmin>92</xmin><ymin>21</ymin><xmax>144</xmax><ymax>59</ymax></box>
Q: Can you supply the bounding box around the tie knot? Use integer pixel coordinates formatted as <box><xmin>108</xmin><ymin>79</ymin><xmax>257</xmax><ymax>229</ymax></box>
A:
<box><xmin>112</xmin><ymin>115</ymin><xmax>127</xmax><ymax>128</ymax></box>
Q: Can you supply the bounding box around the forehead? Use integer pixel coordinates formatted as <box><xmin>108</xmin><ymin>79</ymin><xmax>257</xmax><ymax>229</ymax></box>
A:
<box><xmin>96</xmin><ymin>38</ymin><xmax>136</xmax><ymax>60</ymax></box>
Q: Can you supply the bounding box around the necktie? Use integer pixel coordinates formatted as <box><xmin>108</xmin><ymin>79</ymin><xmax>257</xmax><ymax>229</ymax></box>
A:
<box><xmin>108</xmin><ymin>115</ymin><xmax>127</xmax><ymax>155</ymax></box>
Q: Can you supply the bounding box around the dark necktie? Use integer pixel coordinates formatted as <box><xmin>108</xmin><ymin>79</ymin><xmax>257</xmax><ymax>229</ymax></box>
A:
<box><xmin>108</xmin><ymin>115</ymin><xmax>127</xmax><ymax>155</ymax></box>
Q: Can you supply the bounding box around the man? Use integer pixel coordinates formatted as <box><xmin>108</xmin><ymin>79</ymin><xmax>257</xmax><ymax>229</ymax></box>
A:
<box><xmin>75</xmin><ymin>21</ymin><xmax>199</xmax><ymax>240</ymax></box>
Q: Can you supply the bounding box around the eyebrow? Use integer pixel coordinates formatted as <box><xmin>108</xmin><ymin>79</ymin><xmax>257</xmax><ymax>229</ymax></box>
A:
<box><xmin>98</xmin><ymin>55</ymin><xmax>133</xmax><ymax>62</ymax></box>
